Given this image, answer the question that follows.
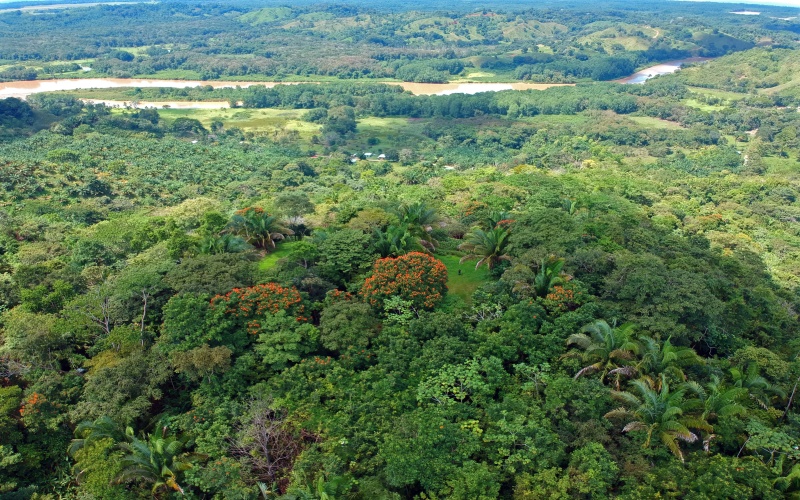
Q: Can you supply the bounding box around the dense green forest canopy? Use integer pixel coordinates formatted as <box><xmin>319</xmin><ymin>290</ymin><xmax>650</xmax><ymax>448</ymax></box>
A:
<box><xmin>0</xmin><ymin>0</ymin><xmax>797</xmax><ymax>82</ymax></box>
<box><xmin>3</xmin><ymin>0</ymin><xmax>800</xmax><ymax>499</ymax></box>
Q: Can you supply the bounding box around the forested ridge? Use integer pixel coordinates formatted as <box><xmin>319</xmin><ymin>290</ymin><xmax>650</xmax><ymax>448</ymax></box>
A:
<box><xmin>0</xmin><ymin>0</ymin><xmax>797</xmax><ymax>83</ymax></box>
<box><xmin>3</xmin><ymin>0</ymin><xmax>800</xmax><ymax>499</ymax></box>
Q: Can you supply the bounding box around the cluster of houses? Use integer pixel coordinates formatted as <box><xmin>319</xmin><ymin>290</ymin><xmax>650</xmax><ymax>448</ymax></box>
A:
<box><xmin>350</xmin><ymin>152</ymin><xmax>387</xmax><ymax>163</ymax></box>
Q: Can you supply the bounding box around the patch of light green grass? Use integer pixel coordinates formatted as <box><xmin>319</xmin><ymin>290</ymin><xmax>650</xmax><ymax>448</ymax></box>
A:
<box><xmin>684</xmin><ymin>98</ymin><xmax>727</xmax><ymax>112</ymax></box>
<box><xmin>159</xmin><ymin>108</ymin><xmax>320</xmax><ymax>136</ymax></box>
<box><xmin>258</xmin><ymin>241</ymin><xmax>300</xmax><ymax>271</ymax></box>
<box><xmin>437</xmin><ymin>254</ymin><xmax>491</xmax><ymax>303</ymax></box>
<box><xmin>354</xmin><ymin>116</ymin><xmax>431</xmax><ymax>150</ymax></box>
<box><xmin>686</xmin><ymin>87</ymin><xmax>747</xmax><ymax>101</ymax></box>
<box><xmin>628</xmin><ymin>116</ymin><xmax>683</xmax><ymax>129</ymax></box>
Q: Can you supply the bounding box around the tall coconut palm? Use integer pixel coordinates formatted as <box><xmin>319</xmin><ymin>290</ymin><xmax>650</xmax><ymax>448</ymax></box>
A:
<box><xmin>566</xmin><ymin>319</ymin><xmax>639</xmax><ymax>389</ymax></box>
<box><xmin>227</xmin><ymin>207</ymin><xmax>293</xmax><ymax>251</ymax></box>
<box><xmin>458</xmin><ymin>226</ymin><xmax>512</xmax><ymax>270</ymax></box>
<box><xmin>115</xmin><ymin>426</ymin><xmax>198</xmax><ymax>497</ymax></box>
<box><xmin>605</xmin><ymin>375</ymin><xmax>712</xmax><ymax>462</ymax></box>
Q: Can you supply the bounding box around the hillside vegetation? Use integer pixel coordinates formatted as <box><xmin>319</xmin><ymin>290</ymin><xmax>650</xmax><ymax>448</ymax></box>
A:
<box><xmin>2</xmin><ymin>1</ymin><xmax>800</xmax><ymax>499</ymax></box>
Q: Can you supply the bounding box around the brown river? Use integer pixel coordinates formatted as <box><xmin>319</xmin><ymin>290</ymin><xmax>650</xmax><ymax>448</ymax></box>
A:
<box><xmin>0</xmin><ymin>78</ymin><xmax>573</xmax><ymax>108</ymax></box>
<box><xmin>0</xmin><ymin>57</ymin><xmax>710</xmax><ymax>109</ymax></box>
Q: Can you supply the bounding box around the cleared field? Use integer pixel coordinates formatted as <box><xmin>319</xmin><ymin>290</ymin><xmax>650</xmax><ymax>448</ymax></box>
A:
<box><xmin>258</xmin><ymin>241</ymin><xmax>301</xmax><ymax>271</ymax></box>
<box><xmin>159</xmin><ymin>108</ymin><xmax>321</xmax><ymax>137</ymax></box>
<box><xmin>356</xmin><ymin>116</ymin><xmax>431</xmax><ymax>149</ymax></box>
<box><xmin>684</xmin><ymin>98</ymin><xmax>727</xmax><ymax>112</ymax></box>
<box><xmin>438</xmin><ymin>254</ymin><xmax>491</xmax><ymax>303</ymax></box>
<box><xmin>628</xmin><ymin>116</ymin><xmax>684</xmax><ymax>129</ymax></box>
<box><xmin>686</xmin><ymin>87</ymin><xmax>747</xmax><ymax>101</ymax></box>
<box><xmin>520</xmin><ymin>114</ymin><xmax>589</xmax><ymax>125</ymax></box>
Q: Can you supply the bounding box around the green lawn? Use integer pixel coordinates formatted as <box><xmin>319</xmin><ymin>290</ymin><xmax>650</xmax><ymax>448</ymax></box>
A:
<box><xmin>354</xmin><ymin>116</ymin><xmax>431</xmax><ymax>150</ymax></box>
<box><xmin>258</xmin><ymin>241</ymin><xmax>300</xmax><ymax>271</ymax></box>
<box><xmin>520</xmin><ymin>114</ymin><xmax>589</xmax><ymax>125</ymax></box>
<box><xmin>437</xmin><ymin>254</ymin><xmax>491</xmax><ymax>303</ymax></box>
<box><xmin>686</xmin><ymin>87</ymin><xmax>747</xmax><ymax>101</ymax></box>
<box><xmin>628</xmin><ymin>116</ymin><xmax>683</xmax><ymax>129</ymax></box>
<box><xmin>159</xmin><ymin>108</ymin><xmax>321</xmax><ymax>138</ymax></box>
<box><xmin>684</xmin><ymin>98</ymin><xmax>727</xmax><ymax>112</ymax></box>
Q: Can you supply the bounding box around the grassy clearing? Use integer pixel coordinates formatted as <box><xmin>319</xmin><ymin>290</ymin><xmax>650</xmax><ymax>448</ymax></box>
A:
<box><xmin>354</xmin><ymin>116</ymin><xmax>430</xmax><ymax>150</ymax></box>
<box><xmin>686</xmin><ymin>87</ymin><xmax>747</xmax><ymax>101</ymax></box>
<box><xmin>159</xmin><ymin>108</ymin><xmax>320</xmax><ymax>137</ymax></box>
<box><xmin>438</xmin><ymin>254</ymin><xmax>491</xmax><ymax>303</ymax></box>
<box><xmin>258</xmin><ymin>241</ymin><xmax>300</xmax><ymax>271</ymax></box>
<box><xmin>628</xmin><ymin>116</ymin><xmax>683</xmax><ymax>129</ymax></box>
<box><xmin>520</xmin><ymin>114</ymin><xmax>589</xmax><ymax>125</ymax></box>
<box><xmin>114</xmin><ymin>46</ymin><xmax>154</xmax><ymax>57</ymax></box>
<box><xmin>684</xmin><ymin>98</ymin><xmax>727</xmax><ymax>112</ymax></box>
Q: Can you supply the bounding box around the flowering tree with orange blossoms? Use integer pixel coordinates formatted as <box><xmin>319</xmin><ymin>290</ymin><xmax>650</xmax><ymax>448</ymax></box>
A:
<box><xmin>360</xmin><ymin>252</ymin><xmax>448</xmax><ymax>311</ymax></box>
<box><xmin>211</xmin><ymin>283</ymin><xmax>307</xmax><ymax>334</ymax></box>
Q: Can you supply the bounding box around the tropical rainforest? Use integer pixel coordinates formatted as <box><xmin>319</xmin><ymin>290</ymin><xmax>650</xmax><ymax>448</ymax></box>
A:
<box><xmin>2</xmin><ymin>0</ymin><xmax>800</xmax><ymax>498</ymax></box>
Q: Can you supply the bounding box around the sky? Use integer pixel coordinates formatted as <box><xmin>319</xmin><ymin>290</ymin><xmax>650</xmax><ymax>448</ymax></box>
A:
<box><xmin>678</xmin><ymin>0</ymin><xmax>800</xmax><ymax>7</ymax></box>
<box><xmin>0</xmin><ymin>0</ymin><xmax>798</xmax><ymax>6</ymax></box>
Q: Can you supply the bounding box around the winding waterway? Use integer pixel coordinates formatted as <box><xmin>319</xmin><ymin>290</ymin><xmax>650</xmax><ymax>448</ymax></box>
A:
<box><xmin>0</xmin><ymin>78</ymin><xmax>573</xmax><ymax>105</ymax></box>
<box><xmin>0</xmin><ymin>59</ymin><xmax>707</xmax><ymax>110</ymax></box>
<box><xmin>617</xmin><ymin>57</ymin><xmax>712</xmax><ymax>84</ymax></box>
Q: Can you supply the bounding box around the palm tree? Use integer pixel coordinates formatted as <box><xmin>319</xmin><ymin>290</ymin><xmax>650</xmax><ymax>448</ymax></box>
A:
<box><xmin>561</xmin><ymin>198</ymin><xmax>579</xmax><ymax>215</ymax></box>
<box><xmin>397</xmin><ymin>202</ymin><xmax>439</xmax><ymax>251</ymax></box>
<box><xmin>730</xmin><ymin>363</ymin><xmax>785</xmax><ymax>410</ymax></box>
<box><xmin>566</xmin><ymin>319</ymin><xmax>639</xmax><ymax>389</ymax></box>
<box><xmin>485</xmin><ymin>210</ymin><xmax>513</xmax><ymax>229</ymax></box>
<box><xmin>774</xmin><ymin>463</ymin><xmax>800</xmax><ymax>495</ymax></box>
<box><xmin>227</xmin><ymin>207</ymin><xmax>293</xmax><ymax>251</ymax></box>
<box><xmin>279</xmin><ymin>474</ymin><xmax>345</xmax><ymax>500</ymax></box>
<box><xmin>533</xmin><ymin>257</ymin><xmax>565</xmax><ymax>297</ymax></box>
<box><xmin>373</xmin><ymin>224</ymin><xmax>420</xmax><ymax>258</ymax></box>
<box><xmin>605</xmin><ymin>375</ymin><xmax>712</xmax><ymax>462</ymax></box>
<box><xmin>684</xmin><ymin>376</ymin><xmax>747</xmax><ymax>424</ymax></box>
<box><xmin>196</xmin><ymin>233</ymin><xmax>250</xmax><ymax>255</ymax></box>
<box><xmin>458</xmin><ymin>226</ymin><xmax>512</xmax><ymax>270</ymax></box>
<box><xmin>68</xmin><ymin>416</ymin><xmax>127</xmax><ymax>457</ymax></box>
<box><xmin>115</xmin><ymin>426</ymin><xmax>198</xmax><ymax>497</ymax></box>
<box><xmin>633</xmin><ymin>336</ymin><xmax>704</xmax><ymax>384</ymax></box>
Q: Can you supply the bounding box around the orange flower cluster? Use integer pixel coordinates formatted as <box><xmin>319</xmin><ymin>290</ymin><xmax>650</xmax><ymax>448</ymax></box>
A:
<box><xmin>496</xmin><ymin>219</ymin><xmax>515</xmax><ymax>228</ymax></box>
<box><xmin>19</xmin><ymin>392</ymin><xmax>44</xmax><ymax>416</ymax></box>
<box><xmin>235</xmin><ymin>206</ymin><xmax>265</xmax><ymax>216</ymax></box>
<box><xmin>211</xmin><ymin>283</ymin><xmax>306</xmax><ymax>334</ymax></box>
<box><xmin>360</xmin><ymin>252</ymin><xmax>448</xmax><ymax>310</ymax></box>
<box><xmin>543</xmin><ymin>284</ymin><xmax>588</xmax><ymax>313</ymax></box>
<box><xmin>326</xmin><ymin>289</ymin><xmax>354</xmax><ymax>303</ymax></box>
<box><xmin>462</xmin><ymin>201</ymin><xmax>487</xmax><ymax>218</ymax></box>
<box><xmin>299</xmin><ymin>355</ymin><xmax>335</xmax><ymax>366</ymax></box>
